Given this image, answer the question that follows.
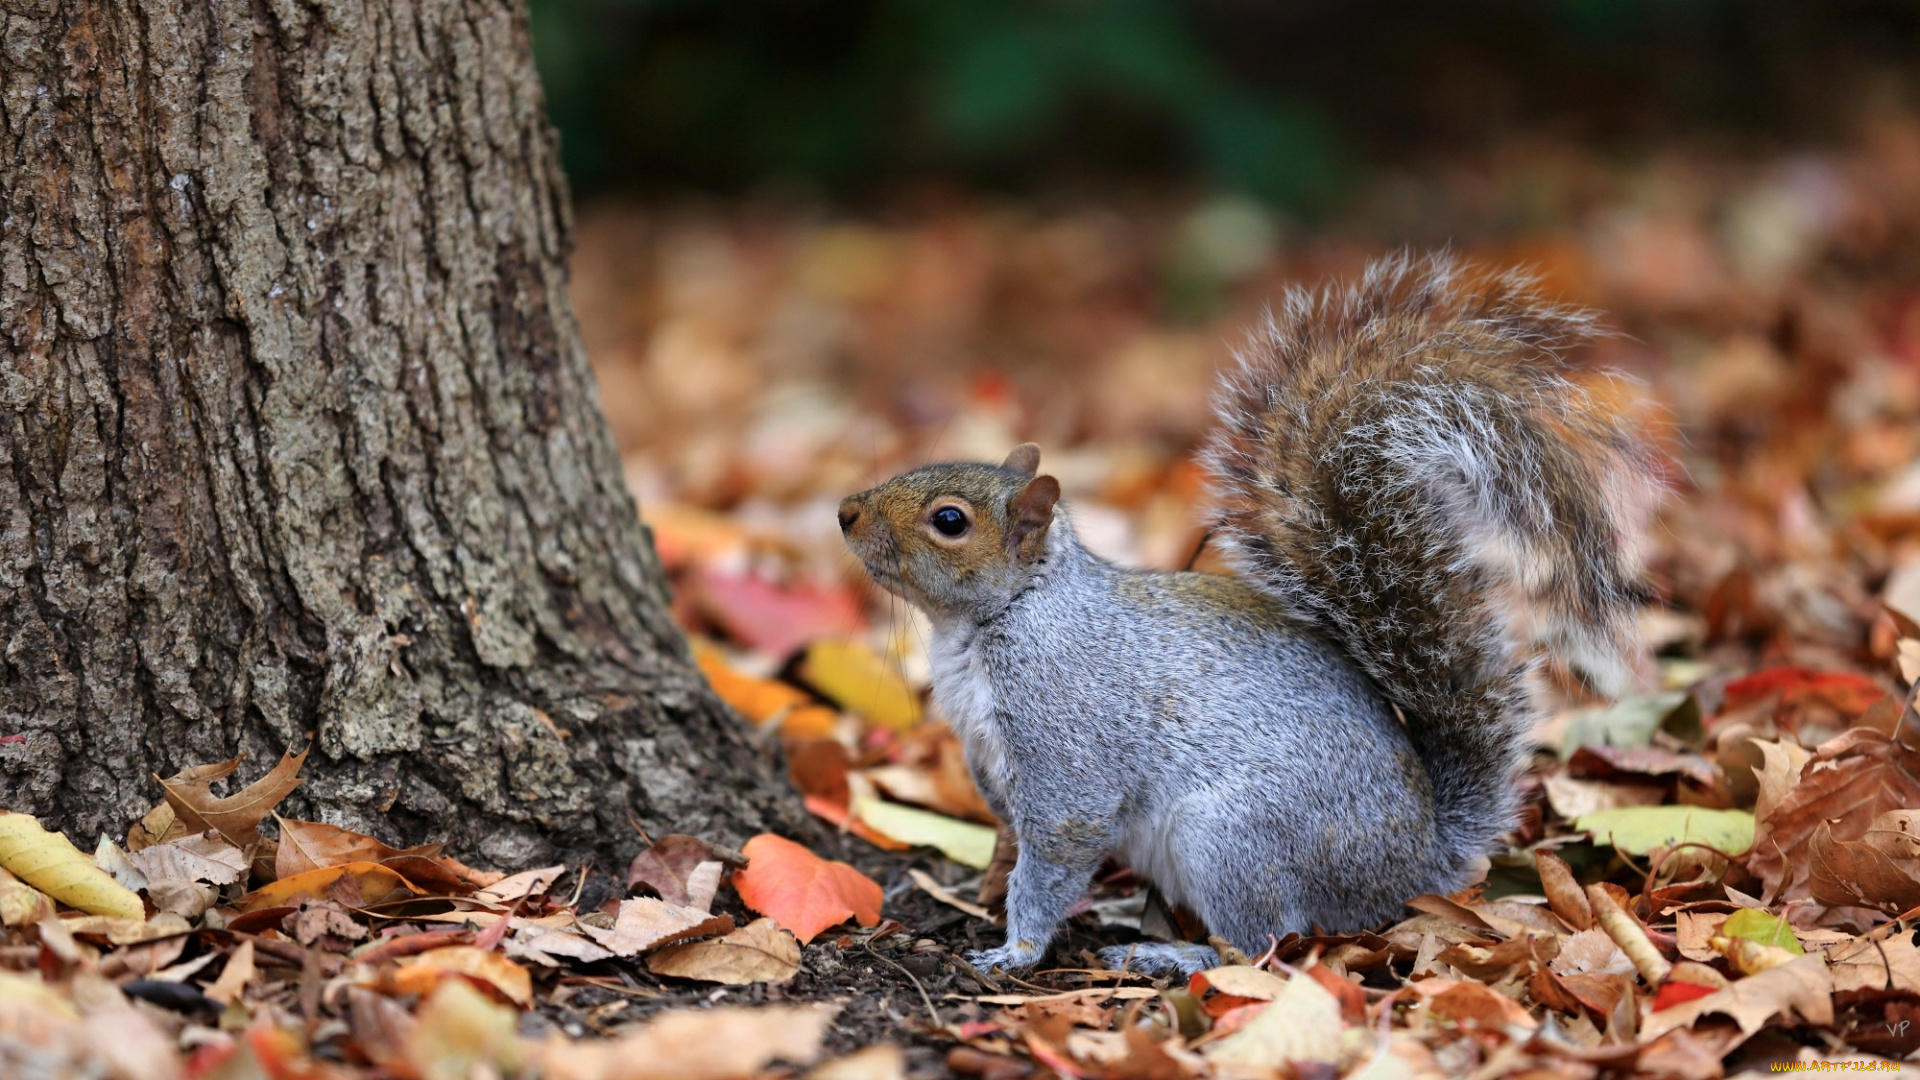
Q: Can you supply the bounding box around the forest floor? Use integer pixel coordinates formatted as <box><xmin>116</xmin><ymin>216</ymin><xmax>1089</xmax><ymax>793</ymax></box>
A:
<box><xmin>12</xmin><ymin>123</ymin><xmax>1920</xmax><ymax>1077</ymax></box>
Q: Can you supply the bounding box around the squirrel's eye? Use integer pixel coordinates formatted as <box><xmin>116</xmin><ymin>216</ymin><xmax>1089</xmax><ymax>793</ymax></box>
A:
<box><xmin>930</xmin><ymin>507</ymin><xmax>969</xmax><ymax>537</ymax></box>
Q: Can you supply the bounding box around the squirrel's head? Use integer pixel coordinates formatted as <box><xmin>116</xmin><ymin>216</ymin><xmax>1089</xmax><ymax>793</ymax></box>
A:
<box><xmin>838</xmin><ymin>443</ymin><xmax>1063</xmax><ymax>621</ymax></box>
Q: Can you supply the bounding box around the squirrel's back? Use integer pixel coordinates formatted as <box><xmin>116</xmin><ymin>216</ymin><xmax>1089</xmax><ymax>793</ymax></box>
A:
<box><xmin>1203</xmin><ymin>253</ymin><xmax>1662</xmax><ymax>867</ymax></box>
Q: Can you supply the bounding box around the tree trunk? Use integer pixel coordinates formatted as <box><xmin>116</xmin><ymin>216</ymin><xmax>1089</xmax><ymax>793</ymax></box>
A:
<box><xmin>0</xmin><ymin>0</ymin><xmax>802</xmax><ymax>869</ymax></box>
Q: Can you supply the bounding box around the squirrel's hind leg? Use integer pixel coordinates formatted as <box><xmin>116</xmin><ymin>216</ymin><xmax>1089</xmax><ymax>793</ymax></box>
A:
<box><xmin>1097</xmin><ymin>942</ymin><xmax>1220</xmax><ymax>979</ymax></box>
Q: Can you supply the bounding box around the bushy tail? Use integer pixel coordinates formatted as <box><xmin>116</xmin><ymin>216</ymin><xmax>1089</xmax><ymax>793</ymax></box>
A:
<box><xmin>1202</xmin><ymin>253</ymin><xmax>1662</xmax><ymax>864</ymax></box>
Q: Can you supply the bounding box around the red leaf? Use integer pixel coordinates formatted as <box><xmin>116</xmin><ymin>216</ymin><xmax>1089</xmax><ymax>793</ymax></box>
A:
<box><xmin>730</xmin><ymin>834</ymin><xmax>881</xmax><ymax>944</ymax></box>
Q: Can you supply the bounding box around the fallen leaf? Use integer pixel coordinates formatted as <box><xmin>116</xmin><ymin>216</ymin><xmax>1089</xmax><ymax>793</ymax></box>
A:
<box><xmin>584</xmin><ymin>897</ymin><xmax>734</xmax><ymax>956</ymax></box>
<box><xmin>1204</xmin><ymin>968</ymin><xmax>1344</xmax><ymax>1066</ymax></box>
<box><xmin>806</xmin><ymin>1043</ymin><xmax>906</xmax><ymax>1080</ymax></box>
<box><xmin>851</xmin><ymin>796</ymin><xmax>995</xmax><ymax>868</ymax></box>
<box><xmin>273</xmin><ymin>815</ymin><xmax>443</xmax><ymax>879</ymax></box>
<box><xmin>405</xmin><ymin>977</ymin><xmax>523</xmax><ymax>1079</ymax></box>
<box><xmin>693</xmin><ymin>572</ymin><xmax>866</xmax><ymax>658</ymax></box>
<box><xmin>796</xmin><ymin>639</ymin><xmax>921</xmax><ymax>731</ymax></box>
<box><xmin>1748</xmin><ymin>728</ymin><xmax>1920</xmax><ymax>902</ymax></box>
<box><xmin>205</xmin><ymin>940</ymin><xmax>255</xmax><ymax>1006</ymax></box>
<box><xmin>0</xmin><ymin>812</ymin><xmax>145</xmax><ymax>919</ymax></box>
<box><xmin>1723</xmin><ymin>668</ymin><xmax>1889</xmax><ymax>720</ymax></box>
<box><xmin>731</xmin><ymin>834</ymin><xmax>881</xmax><ymax>944</ymax></box>
<box><xmin>1190</xmin><ymin>965</ymin><xmax>1289</xmax><ymax>999</ymax></box>
<box><xmin>391</xmin><ymin>945</ymin><xmax>534</xmax><ymax>1008</ymax></box>
<box><xmin>1534</xmin><ymin>849</ymin><xmax>1593</xmax><ymax>930</ymax></box>
<box><xmin>240</xmin><ymin>861</ymin><xmax>420</xmax><ymax>910</ymax></box>
<box><xmin>626</xmin><ymin>834</ymin><xmax>723</xmax><ymax>909</ymax></box>
<box><xmin>905</xmin><ymin>868</ymin><xmax>992</xmax><ymax>921</ymax></box>
<box><xmin>0</xmin><ymin>867</ymin><xmax>55</xmax><ymax>926</ymax></box>
<box><xmin>1642</xmin><ymin>952</ymin><xmax>1834</xmax><ymax>1038</ymax></box>
<box><xmin>157</xmin><ymin>750</ymin><xmax>306</xmax><ymax>849</ymax></box>
<box><xmin>1574</xmin><ymin>805</ymin><xmax>1754</xmax><ymax>856</ymax></box>
<box><xmin>1809</xmin><ymin>820</ymin><xmax>1920</xmax><ymax>914</ymax></box>
<box><xmin>531</xmin><ymin>1003</ymin><xmax>835</xmax><ymax>1080</ymax></box>
<box><xmin>1721</xmin><ymin>908</ymin><xmax>1805</xmax><ymax>954</ymax></box>
<box><xmin>1543</xmin><ymin>774</ymin><xmax>1666</xmax><ymax>818</ymax></box>
<box><xmin>1675</xmin><ymin>911</ymin><xmax>1730</xmax><ymax>962</ymax></box>
<box><xmin>476</xmin><ymin>865</ymin><xmax>564</xmax><ymax>904</ymax></box>
<box><xmin>1559</xmin><ymin>692</ymin><xmax>1694</xmax><ymax>757</ymax></box>
<box><xmin>1751</xmin><ymin>738</ymin><xmax>1812</xmax><ymax>824</ymax></box>
<box><xmin>93</xmin><ymin>837</ymin><xmax>148</xmax><ymax>892</ymax></box>
<box><xmin>693</xmin><ymin>639</ymin><xmax>816</xmax><ymax>725</ymax></box>
<box><xmin>127</xmin><ymin>832</ymin><xmax>249</xmax><ymax>886</ymax></box>
<box><xmin>646</xmin><ymin>917</ymin><xmax>801</xmax><ymax>984</ymax></box>
<box><xmin>1830</xmin><ymin>931</ymin><xmax>1920</xmax><ymax>992</ymax></box>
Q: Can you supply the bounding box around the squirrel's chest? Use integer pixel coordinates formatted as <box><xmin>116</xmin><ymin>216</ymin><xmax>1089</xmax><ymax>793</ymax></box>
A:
<box><xmin>927</xmin><ymin>629</ymin><xmax>1012</xmax><ymax>810</ymax></box>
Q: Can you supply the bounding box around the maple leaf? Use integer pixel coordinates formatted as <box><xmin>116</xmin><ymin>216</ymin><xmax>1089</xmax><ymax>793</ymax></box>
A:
<box><xmin>158</xmin><ymin>750</ymin><xmax>307</xmax><ymax>849</ymax></box>
<box><xmin>730</xmin><ymin>833</ymin><xmax>881</xmax><ymax>944</ymax></box>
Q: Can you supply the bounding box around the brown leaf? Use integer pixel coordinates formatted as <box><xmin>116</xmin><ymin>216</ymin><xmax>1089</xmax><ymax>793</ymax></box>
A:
<box><xmin>125</xmin><ymin>833</ymin><xmax>249</xmax><ymax>886</ymax></box>
<box><xmin>1808</xmin><ymin>821</ymin><xmax>1920</xmax><ymax>914</ymax></box>
<box><xmin>1830</xmin><ymin>931</ymin><xmax>1920</xmax><ymax>993</ymax></box>
<box><xmin>1642</xmin><ymin>952</ymin><xmax>1834</xmax><ymax>1038</ymax></box>
<box><xmin>240</xmin><ymin>861</ymin><xmax>420</xmax><ymax>910</ymax></box>
<box><xmin>646</xmin><ymin>917</ymin><xmax>801</xmax><ymax>984</ymax></box>
<box><xmin>581</xmin><ymin>897</ymin><xmax>733</xmax><ymax>957</ymax></box>
<box><xmin>1535</xmin><ymin>849</ymin><xmax>1594</xmax><ymax>930</ymax></box>
<box><xmin>529</xmin><ymin>1003</ymin><xmax>835</xmax><ymax>1080</ymax></box>
<box><xmin>626</xmin><ymin>834</ymin><xmax>721</xmax><ymax>909</ymax></box>
<box><xmin>273</xmin><ymin>815</ymin><xmax>443</xmax><ymax>879</ymax></box>
<box><xmin>158</xmin><ymin>750</ymin><xmax>307</xmax><ymax>849</ymax></box>
<box><xmin>205</xmin><ymin>939</ymin><xmax>255</xmax><ymax>1006</ymax></box>
<box><xmin>1748</xmin><ymin>728</ymin><xmax>1920</xmax><ymax>902</ymax></box>
<box><xmin>1750</xmin><ymin>737</ymin><xmax>1812</xmax><ymax>824</ymax></box>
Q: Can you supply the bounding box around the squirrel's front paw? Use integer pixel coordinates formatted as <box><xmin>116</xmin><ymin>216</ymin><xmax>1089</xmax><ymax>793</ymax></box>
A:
<box><xmin>966</xmin><ymin>941</ymin><xmax>1044</xmax><ymax>972</ymax></box>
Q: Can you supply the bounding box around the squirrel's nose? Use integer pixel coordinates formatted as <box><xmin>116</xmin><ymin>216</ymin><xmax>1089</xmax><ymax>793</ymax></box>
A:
<box><xmin>837</xmin><ymin>501</ymin><xmax>861</xmax><ymax>533</ymax></box>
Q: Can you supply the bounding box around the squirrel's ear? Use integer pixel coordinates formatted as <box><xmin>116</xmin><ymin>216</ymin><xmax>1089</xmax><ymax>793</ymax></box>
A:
<box><xmin>1008</xmin><ymin>475</ymin><xmax>1060</xmax><ymax>561</ymax></box>
<box><xmin>1001</xmin><ymin>443</ymin><xmax>1041</xmax><ymax>477</ymax></box>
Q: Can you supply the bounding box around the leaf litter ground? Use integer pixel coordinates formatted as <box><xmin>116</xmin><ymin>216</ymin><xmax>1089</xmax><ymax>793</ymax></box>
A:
<box><xmin>16</xmin><ymin>127</ymin><xmax>1920</xmax><ymax>1077</ymax></box>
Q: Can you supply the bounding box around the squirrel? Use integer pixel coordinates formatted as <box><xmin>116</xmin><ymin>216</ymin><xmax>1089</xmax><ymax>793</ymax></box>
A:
<box><xmin>836</xmin><ymin>254</ymin><xmax>1662</xmax><ymax>976</ymax></box>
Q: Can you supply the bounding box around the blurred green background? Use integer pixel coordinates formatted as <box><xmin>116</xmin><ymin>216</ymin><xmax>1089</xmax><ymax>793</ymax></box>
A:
<box><xmin>530</xmin><ymin>0</ymin><xmax>1920</xmax><ymax>211</ymax></box>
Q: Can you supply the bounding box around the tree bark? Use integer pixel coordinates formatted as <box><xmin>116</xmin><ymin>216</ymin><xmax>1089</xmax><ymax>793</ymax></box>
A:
<box><xmin>0</xmin><ymin>0</ymin><xmax>801</xmax><ymax>868</ymax></box>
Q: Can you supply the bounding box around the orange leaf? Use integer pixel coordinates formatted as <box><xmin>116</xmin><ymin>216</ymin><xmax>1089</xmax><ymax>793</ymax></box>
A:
<box><xmin>240</xmin><ymin>861</ymin><xmax>421</xmax><ymax>911</ymax></box>
<box><xmin>693</xmin><ymin>639</ymin><xmax>815</xmax><ymax>724</ymax></box>
<box><xmin>730</xmin><ymin>834</ymin><xmax>881</xmax><ymax>944</ymax></box>
<box><xmin>390</xmin><ymin>945</ymin><xmax>533</xmax><ymax>1008</ymax></box>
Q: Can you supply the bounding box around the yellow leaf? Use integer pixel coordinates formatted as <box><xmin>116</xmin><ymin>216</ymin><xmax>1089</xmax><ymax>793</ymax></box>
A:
<box><xmin>394</xmin><ymin>945</ymin><xmax>534</xmax><ymax>1008</ymax></box>
<box><xmin>851</xmin><ymin>797</ymin><xmax>995</xmax><ymax>868</ymax></box>
<box><xmin>0</xmin><ymin>813</ymin><xmax>144</xmax><ymax>919</ymax></box>
<box><xmin>239</xmin><ymin>861</ymin><xmax>420</xmax><ymax>910</ymax></box>
<box><xmin>797</xmin><ymin>639</ymin><xmax>921</xmax><ymax>731</ymax></box>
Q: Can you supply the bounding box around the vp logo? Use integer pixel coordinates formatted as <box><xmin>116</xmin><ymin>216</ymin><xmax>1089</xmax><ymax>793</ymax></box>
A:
<box><xmin>1889</xmin><ymin>1019</ymin><xmax>1912</xmax><ymax>1038</ymax></box>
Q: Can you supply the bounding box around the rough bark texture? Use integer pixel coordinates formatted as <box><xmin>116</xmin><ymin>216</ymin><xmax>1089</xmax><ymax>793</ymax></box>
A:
<box><xmin>0</xmin><ymin>0</ymin><xmax>802</xmax><ymax>868</ymax></box>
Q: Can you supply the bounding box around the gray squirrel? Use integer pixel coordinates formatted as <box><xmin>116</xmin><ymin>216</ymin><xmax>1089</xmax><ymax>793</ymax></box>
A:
<box><xmin>836</xmin><ymin>254</ymin><xmax>1661</xmax><ymax>976</ymax></box>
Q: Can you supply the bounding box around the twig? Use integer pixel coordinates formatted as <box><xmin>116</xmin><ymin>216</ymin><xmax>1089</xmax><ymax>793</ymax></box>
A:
<box><xmin>863</xmin><ymin>943</ymin><xmax>941</xmax><ymax>1028</ymax></box>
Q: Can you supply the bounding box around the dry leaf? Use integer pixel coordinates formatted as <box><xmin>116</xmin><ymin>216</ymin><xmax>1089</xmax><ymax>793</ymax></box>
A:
<box><xmin>626</xmin><ymin>834</ymin><xmax>721</xmax><ymax>909</ymax></box>
<box><xmin>404</xmin><ymin>977</ymin><xmax>523</xmax><ymax>1079</ymax></box>
<box><xmin>1808</xmin><ymin>820</ymin><xmax>1920</xmax><ymax>913</ymax></box>
<box><xmin>1751</xmin><ymin>737</ymin><xmax>1812</xmax><ymax>824</ymax></box>
<box><xmin>206</xmin><ymin>939</ymin><xmax>256</xmax><ymax>1006</ymax></box>
<box><xmin>0</xmin><ymin>812</ymin><xmax>144</xmax><ymax>919</ymax></box>
<box><xmin>731</xmin><ymin>833</ymin><xmax>881</xmax><ymax>944</ymax></box>
<box><xmin>157</xmin><ymin>750</ymin><xmax>307</xmax><ymax>848</ymax></box>
<box><xmin>273</xmin><ymin>815</ymin><xmax>444</xmax><ymax>879</ymax></box>
<box><xmin>1204</xmin><ymin>968</ymin><xmax>1344</xmax><ymax>1066</ymax></box>
<box><xmin>1535</xmin><ymin>849</ymin><xmax>1593</xmax><ymax>930</ymax></box>
<box><xmin>646</xmin><ymin>917</ymin><xmax>801</xmax><ymax>984</ymax></box>
<box><xmin>1830</xmin><ymin>931</ymin><xmax>1920</xmax><ymax>992</ymax></box>
<box><xmin>1748</xmin><ymin>728</ymin><xmax>1920</xmax><ymax>902</ymax></box>
<box><xmin>391</xmin><ymin>945</ymin><xmax>534</xmax><ymax>1008</ymax></box>
<box><xmin>583</xmin><ymin>897</ymin><xmax>733</xmax><ymax>957</ymax></box>
<box><xmin>126</xmin><ymin>832</ymin><xmax>249</xmax><ymax>886</ymax></box>
<box><xmin>532</xmin><ymin>1003</ymin><xmax>835</xmax><ymax>1080</ymax></box>
<box><xmin>241</xmin><ymin>861</ymin><xmax>421</xmax><ymax>910</ymax></box>
<box><xmin>1642</xmin><ymin>952</ymin><xmax>1834</xmax><ymax>1038</ymax></box>
<box><xmin>477</xmin><ymin>865</ymin><xmax>564</xmax><ymax>903</ymax></box>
